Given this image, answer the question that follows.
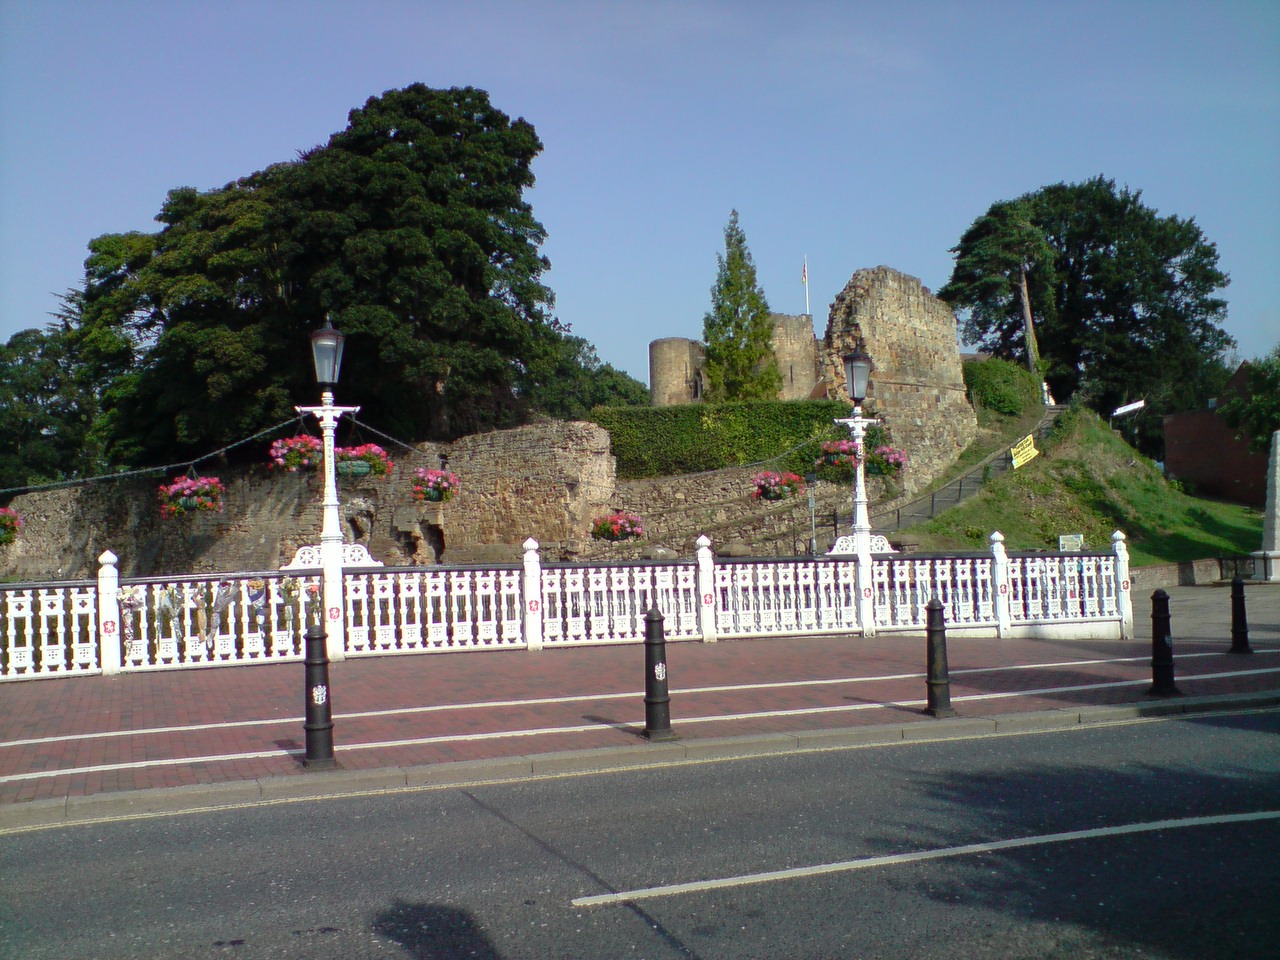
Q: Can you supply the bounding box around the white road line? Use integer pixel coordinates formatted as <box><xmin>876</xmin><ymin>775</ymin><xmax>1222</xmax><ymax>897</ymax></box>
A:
<box><xmin>4</xmin><ymin>668</ymin><xmax>1277</xmax><ymax>785</ymax></box>
<box><xmin>572</xmin><ymin>810</ymin><xmax>1280</xmax><ymax>907</ymax></box>
<box><xmin>4</xmin><ymin>651</ymin><xmax>1274</xmax><ymax>750</ymax></box>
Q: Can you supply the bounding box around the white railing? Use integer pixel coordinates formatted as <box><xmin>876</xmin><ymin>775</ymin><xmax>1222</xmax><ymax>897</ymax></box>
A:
<box><xmin>0</xmin><ymin>531</ymin><xmax>1133</xmax><ymax>681</ymax></box>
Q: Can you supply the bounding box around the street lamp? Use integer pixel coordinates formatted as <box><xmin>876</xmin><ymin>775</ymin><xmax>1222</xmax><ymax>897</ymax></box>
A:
<box><xmin>298</xmin><ymin>316</ymin><xmax>359</xmax><ymax>659</ymax></box>
<box><xmin>836</xmin><ymin>345</ymin><xmax>877</xmax><ymax>557</ymax></box>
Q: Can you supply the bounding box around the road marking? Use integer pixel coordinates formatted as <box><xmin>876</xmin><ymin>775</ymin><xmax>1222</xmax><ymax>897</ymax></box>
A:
<box><xmin>4</xmin><ymin>668</ymin><xmax>1277</xmax><ymax>784</ymax></box>
<box><xmin>3</xmin><ymin>652</ymin><xmax>1274</xmax><ymax>750</ymax></box>
<box><xmin>572</xmin><ymin>810</ymin><xmax>1280</xmax><ymax>907</ymax></box>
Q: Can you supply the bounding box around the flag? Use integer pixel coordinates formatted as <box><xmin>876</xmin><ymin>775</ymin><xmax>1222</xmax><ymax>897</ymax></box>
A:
<box><xmin>801</xmin><ymin>260</ymin><xmax>808</xmax><ymax>285</ymax></box>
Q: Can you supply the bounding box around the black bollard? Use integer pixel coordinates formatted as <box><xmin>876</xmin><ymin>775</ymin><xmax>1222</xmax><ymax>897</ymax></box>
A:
<box><xmin>643</xmin><ymin>607</ymin><xmax>674</xmax><ymax>741</ymax></box>
<box><xmin>1148</xmin><ymin>589</ymin><xmax>1181</xmax><ymax>697</ymax></box>
<box><xmin>303</xmin><ymin>623</ymin><xmax>336</xmax><ymax>769</ymax></box>
<box><xmin>1229</xmin><ymin>576</ymin><xmax>1253</xmax><ymax>655</ymax></box>
<box><xmin>924</xmin><ymin>598</ymin><xmax>956</xmax><ymax>718</ymax></box>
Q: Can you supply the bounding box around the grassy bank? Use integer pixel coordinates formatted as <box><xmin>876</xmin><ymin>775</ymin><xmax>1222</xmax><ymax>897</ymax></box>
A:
<box><xmin>906</xmin><ymin>406</ymin><xmax>1263</xmax><ymax>567</ymax></box>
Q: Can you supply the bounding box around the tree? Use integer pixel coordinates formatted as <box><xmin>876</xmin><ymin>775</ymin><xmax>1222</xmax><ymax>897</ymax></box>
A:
<box><xmin>0</xmin><ymin>294</ymin><xmax>101</xmax><ymax>491</ymax></box>
<box><xmin>73</xmin><ymin>84</ymin><xmax>572</xmax><ymax>466</ymax></box>
<box><xmin>940</xmin><ymin>177</ymin><xmax>1233</xmax><ymax>454</ymax></box>
<box><xmin>1220</xmin><ymin>346</ymin><xmax>1280</xmax><ymax>453</ymax></box>
<box><xmin>701</xmin><ymin>210</ymin><xmax>781</xmax><ymax>401</ymax></box>
<box><xmin>521</xmin><ymin>334</ymin><xmax>648</xmax><ymax>420</ymax></box>
<box><xmin>939</xmin><ymin>199</ymin><xmax>1052</xmax><ymax>374</ymax></box>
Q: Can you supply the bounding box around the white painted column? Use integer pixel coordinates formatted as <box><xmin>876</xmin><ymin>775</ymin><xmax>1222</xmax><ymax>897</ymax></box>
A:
<box><xmin>990</xmin><ymin>532</ymin><xmax>1011</xmax><ymax>637</ymax></box>
<box><xmin>1254</xmin><ymin>430</ymin><xmax>1280</xmax><ymax>582</ymax></box>
<box><xmin>695</xmin><ymin>535</ymin><xmax>718</xmax><ymax>643</ymax></box>
<box><xmin>522</xmin><ymin>538</ymin><xmax>544</xmax><ymax>651</ymax></box>
<box><xmin>97</xmin><ymin>550</ymin><xmax>122</xmax><ymax>675</ymax></box>
<box><xmin>1112</xmin><ymin>530</ymin><xmax>1133</xmax><ymax>639</ymax></box>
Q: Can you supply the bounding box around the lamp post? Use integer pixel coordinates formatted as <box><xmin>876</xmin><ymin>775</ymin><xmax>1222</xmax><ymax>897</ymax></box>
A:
<box><xmin>835</xmin><ymin>346</ymin><xmax>876</xmax><ymax>557</ymax></box>
<box><xmin>297</xmin><ymin>317</ymin><xmax>359</xmax><ymax>660</ymax></box>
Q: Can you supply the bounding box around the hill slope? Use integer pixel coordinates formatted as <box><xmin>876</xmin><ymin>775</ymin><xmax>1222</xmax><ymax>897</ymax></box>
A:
<box><xmin>904</xmin><ymin>406</ymin><xmax>1263</xmax><ymax>566</ymax></box>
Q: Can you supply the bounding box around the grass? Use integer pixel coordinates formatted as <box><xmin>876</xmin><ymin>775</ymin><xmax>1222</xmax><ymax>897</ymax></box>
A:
<box><xmin>905</xmin><ymin>405</ymin><xmax>1264</xmax><ymax>567</ymax></box>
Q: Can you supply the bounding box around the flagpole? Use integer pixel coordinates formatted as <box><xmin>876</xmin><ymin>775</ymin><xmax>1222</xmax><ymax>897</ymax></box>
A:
<box><xmin>803</xmin><ymin>256</ymin><xmax>810</xmax><ymax>316</ymax></box>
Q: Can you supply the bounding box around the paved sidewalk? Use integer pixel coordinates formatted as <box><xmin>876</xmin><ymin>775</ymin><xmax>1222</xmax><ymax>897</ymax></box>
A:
<box><xmin>3</xmin><ymin>583</ymin><xmax>1278</xmax><ymax>831</ymax></box>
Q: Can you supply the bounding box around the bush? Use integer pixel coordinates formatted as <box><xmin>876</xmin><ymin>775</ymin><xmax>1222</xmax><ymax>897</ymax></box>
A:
<box><xmin>963</xmin><ymin>357</ymin><xmax>1042</xmax><ymax>416</ymax></box>
<box><xmin>589</xmin><ymin>400</ymin><xmax>860</xmax><ymax>478</ymax></box>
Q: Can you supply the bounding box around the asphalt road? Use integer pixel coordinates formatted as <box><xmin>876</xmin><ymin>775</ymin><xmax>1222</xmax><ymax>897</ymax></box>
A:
<box><xmin>3</xmin><ymin>710</ymin><xmax>1278</xmax><ymax>960</ymax></box>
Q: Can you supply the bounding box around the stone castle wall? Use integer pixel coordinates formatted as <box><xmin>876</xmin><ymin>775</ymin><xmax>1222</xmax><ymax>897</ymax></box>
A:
<box><xmin>820</xmin><ymin>267</ymin><xmax>977</xmax><ymax>481</ymax></box>
<box><xmin>770</xmin><ymin>313</ymin><xmax>823</xmax><ymax>400</ymax></box>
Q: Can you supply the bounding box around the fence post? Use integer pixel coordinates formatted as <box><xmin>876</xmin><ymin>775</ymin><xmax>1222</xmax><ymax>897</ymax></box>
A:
<box><xmin>924</xmin><ymin>598</ymin><xmax>956</xmax><ymax>718</ymax></box>
<box><xmin>695</xmin><ymin>535</ymin><xmax>718</xmax><ymax>643</ymax></box>
<box><xmin>1229</xmin><ymin>576</ymin><xmax>1253</xmax><ymax>654</ymax></box>
<box><xmin>856</xmin><ymin>548</ymin><xmax>876</xmax><ymax>638</ymax></box>
<box><xmin>303</xmin><ymin>623</ymin><xmax>336</xmax><ymax>769</ymax></box>
<box><xmin>522</xmin><ymin>537</ymin><xmax>544</xmax><ymax>651</ymax></box>
<box><xmin>97</xmin><ymin>550</ymin><xmax>122</xmax><ymax>676</ymax></box>
<box><xmin>643</xmin><ymin>607</ymin><xmax>674</xmax><ymax>740</ymax></box>
<box><xmin>1112</xmin><ymin>530</ymin><xmax>1133</xmax><ymax>640</ymax></box>
<box><xmin>989</xmin><ymin>531</ymin><xmax>1011</xmax><ymax>637</ymax></box>
<box><xmin>1149</xmin><ymin>589</ymin><xmax>1180</xmax><ymax>696</ymax></box>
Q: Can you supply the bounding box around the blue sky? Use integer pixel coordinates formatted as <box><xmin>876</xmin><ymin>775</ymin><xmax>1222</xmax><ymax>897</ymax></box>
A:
<box><xmin>2</xmin><ymin>0</ymin><xmax>1277</xmax><ymax>387</ymax></box>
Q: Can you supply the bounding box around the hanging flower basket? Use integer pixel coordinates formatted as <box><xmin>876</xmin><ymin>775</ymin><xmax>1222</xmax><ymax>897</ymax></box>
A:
<box><xmin>158</xmin><ymin>476</ymin><xmax>226</xmax><ymax>518</ymax></box>
<box><xmin>591</xmin><ymin>511</ymin><xmax>644</xmax><ymax>542</ymax></box>
<box><xmin>814</xmin><ymin>439</ymin><xmax>860</xmax><ymax>483</ymax></box>
<box><xmin>752</xmin><ymin>471</ymin><xmax>805</xmax><ymax>501</ymax></box>
<box><xmin>867</xmin><ymin>445</ymin><xmax>908</xmax><ymax>477</ymax></box>
<box><xmin>413</xmin><ymin>468</ymin><xmax>460</xmax><ymax>503</ymax></box>
<box><xmin>269</xmin><ymin>435</ymin><xmax>322</xmax><ymax>472</ymax></box>
<box><xmin>334</xmin><ymin>443</ymin><xmax>393</xmax><ymax>477</ymax></box>
<box><xmin>0</xmin><ymin>507</ymin><xmax>23</xmax><ymax>546</ymax></box>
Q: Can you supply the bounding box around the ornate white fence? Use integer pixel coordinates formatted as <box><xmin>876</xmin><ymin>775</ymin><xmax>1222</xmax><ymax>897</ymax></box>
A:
<box><xmin>0</xmin><ymin>531</ymin><xmax>1133</xmax><ymax>681</ymax></box>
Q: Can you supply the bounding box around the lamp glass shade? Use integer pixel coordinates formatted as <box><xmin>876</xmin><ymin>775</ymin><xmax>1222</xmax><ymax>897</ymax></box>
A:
<box><xmin>842</xmin><ymin>349</ymin><xmax>872</xmax><ymax>403</ymax></box>
<box><xmin>310</xmin><ymin>319</ymin><xmax>345</xmax><ymax>388</ymax></box>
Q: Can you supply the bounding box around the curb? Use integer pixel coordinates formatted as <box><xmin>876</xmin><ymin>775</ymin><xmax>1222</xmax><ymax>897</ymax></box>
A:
<box><xmin>4</xmin><ymin>690</ymin><xmax>1278</xmax><ymax>834</ymax></box>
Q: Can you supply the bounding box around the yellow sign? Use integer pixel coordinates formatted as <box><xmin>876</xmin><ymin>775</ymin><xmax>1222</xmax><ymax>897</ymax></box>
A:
<box><xmin>1011</xmin><ymin>434</ymin><xmax>1039</xmax><ymax>469</ymax></box>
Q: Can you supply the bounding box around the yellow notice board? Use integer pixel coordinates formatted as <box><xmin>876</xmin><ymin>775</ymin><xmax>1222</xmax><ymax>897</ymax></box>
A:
<box><xmin>1011</xmin><ymin>434</ymin><xmax>1039</xmax><ymax>468</ymax></box>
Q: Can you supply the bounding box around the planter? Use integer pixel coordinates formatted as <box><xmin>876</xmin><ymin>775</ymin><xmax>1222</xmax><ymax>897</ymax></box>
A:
<box><xmin>336</xmin><ymin>460</ymin><xmax>372</xmax><ymax>477</ymax></box>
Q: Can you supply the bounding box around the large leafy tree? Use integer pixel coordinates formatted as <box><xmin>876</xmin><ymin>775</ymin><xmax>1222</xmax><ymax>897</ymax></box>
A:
<box><xmin>701</xmin><ymin>210</ymin><xmax>781</xmax><ymax>401</ymax></box>
<box><xmin>940</xmin><ymin>177</ymin><xmax>1233</xmax><ymax>454</ymax></box>
<box><xmin>67</xmin><ymin>84</ymin><xmax>598</xmax><ymax>466</ymax></box>
<box><xmin>1221</xmin><ymin>346</ymin><xmax>1280</xmax><ymax>453</ymax></box>
<box><xmin>0</xmin><ymin>293</ymin><xmax>101</xmax><ymax>490</ymax></box>
<box><xmin>521</xmin><ymin>334</ymin><xmax>648</xmax><ymax>420</ymax></box>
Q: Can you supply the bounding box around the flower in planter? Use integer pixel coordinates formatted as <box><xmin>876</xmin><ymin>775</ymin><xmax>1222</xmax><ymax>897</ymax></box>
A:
<box><xmin>867</xmin><ymin>445</ymin><xmax>908</xmax><ymax>477</ymax></box>
<box><xmin>814</xmin><ymin>439</ymin><xmax>861</xmax><ymax>482</ymax></box>
<box><xmin>158</xmin><ymin>476</ymin><xmax>226</xmax><ymax>518</ymax></box>
<box><xmin>413</xmin><ymin>467</ymin><xmax>460</xmax><ymax>503</ymax></box>
<box><xmin>334</xmin><ymin>443</ymin><xmax>393</xmax><ymax>477</ymax></box>
<box><xmin>269</xmin><ymin>435</ymin><xmax>322</xmax><ymax>472</ymax></box>
<box><xmin>591</xmin><ymin>511</ymin><xmax>644</xmax><ymax>542</ymax></box>
<box><xmin>0</xmin><ymin>506</ymin><xmax>23</xmax><ymax>546</ymax></box>
<box><xmin>752</xmin><ymin>471</ymin><xmax>805</xmax><ymax>501</ymax></box>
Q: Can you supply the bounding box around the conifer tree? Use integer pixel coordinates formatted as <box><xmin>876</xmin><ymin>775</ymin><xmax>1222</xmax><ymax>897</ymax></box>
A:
<box><xmin>701</xmin><ymin>211</ymin><xmax>781</xmax><ymax>401</ymax></box>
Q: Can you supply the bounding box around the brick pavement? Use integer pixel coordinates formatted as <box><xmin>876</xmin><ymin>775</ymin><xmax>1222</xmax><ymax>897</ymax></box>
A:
<box><xmin>2</xmin><ymin>583</ymin><xmax>1278</xmax><ymax>826</ymax></box>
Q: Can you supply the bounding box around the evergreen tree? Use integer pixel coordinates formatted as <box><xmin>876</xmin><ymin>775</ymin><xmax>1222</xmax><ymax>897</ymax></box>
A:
<box><xmin>701</xmin><ymin>211</ymin><xmax>781</xmax><ymax>401</ymax></box>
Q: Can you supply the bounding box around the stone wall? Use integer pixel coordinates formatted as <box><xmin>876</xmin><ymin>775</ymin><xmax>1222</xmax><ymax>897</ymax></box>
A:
<box><xmin>770</xmin><ymin>313</ymin><xmax>822</xmax><ymax>400</ymax></box>
<box><xmin>821</xmin><ymin>267</ymin><xmax>977</xmax><ymax>483</ymax></box>
<box><xmin>0</xmin><ymin>417</ymin><xmax>912</xmax><ymax>578</ymax></box>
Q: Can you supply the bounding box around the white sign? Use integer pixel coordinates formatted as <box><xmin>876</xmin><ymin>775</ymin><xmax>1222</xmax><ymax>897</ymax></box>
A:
<box><xmin>1112</xmin><ymin>400</ymin><xmax>1146</xmax><ymax>418</ymax></box>
<box><xmin>1059</xmin><ymin>534</ymin><xmax>1085</xmax><ymax>552</ymax></box>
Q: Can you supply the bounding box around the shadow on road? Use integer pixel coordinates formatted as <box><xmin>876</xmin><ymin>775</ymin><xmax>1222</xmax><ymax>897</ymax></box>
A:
<box><xmin>902</xmin><ymin>714</ymin><xmax>1280</xmax><ymax>960</ymax></box>
<box><xmin>371</xmin><ymin>899</ymin><xmax>501</xmax><ymax>959</ymax></box>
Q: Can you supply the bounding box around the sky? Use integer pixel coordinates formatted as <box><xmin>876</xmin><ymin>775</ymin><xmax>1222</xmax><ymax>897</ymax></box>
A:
<box><xmin>2</xmin><ymin>0</ymin><xmax>1277</xmax><ymax>388</ymax></box>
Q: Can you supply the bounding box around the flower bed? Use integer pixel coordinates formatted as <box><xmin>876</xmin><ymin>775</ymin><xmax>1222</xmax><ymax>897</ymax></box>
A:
<box><xmin>0</xmin><ymin>507</ymin><xmax>23</xmax><ymax>545</ymax></box>
<box><xmin>752</xmin><ymin>471</ymin><xmax>805</xmax><ymax>501</ymax></box>
<box><xmin>591</xmin><ymin>511</ymin><xmax>644</xmax><ymax>542</ymax></box>
<box><xmin>413</xmin><ymin>468</ymin><xmax>460</xmax><ymax>503</ymax></box>
<box><xmin>334</xmin><ymin>443</ymin><xmax>393</xmax><ymax>477</ymax></box>
<box><xmin>814</xmin><ymin>439</ymin><xmax>860</xmax><ymax>483</ymax></box>
<box><xmin>158</xmin><ymin>476</ymin><xmax>226</xmax><ymax>518</ymax></box>
<box><xmin>269</xmin><ymin>435</ymin><xmax>322</xmax><ymax>472</ymax></box>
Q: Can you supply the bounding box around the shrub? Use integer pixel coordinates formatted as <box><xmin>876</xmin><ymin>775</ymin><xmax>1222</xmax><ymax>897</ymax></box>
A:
<box><xmin>963</xmin><ymin>357</ymin><xmax>1042</xmax><ymax>416</ymax></box>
